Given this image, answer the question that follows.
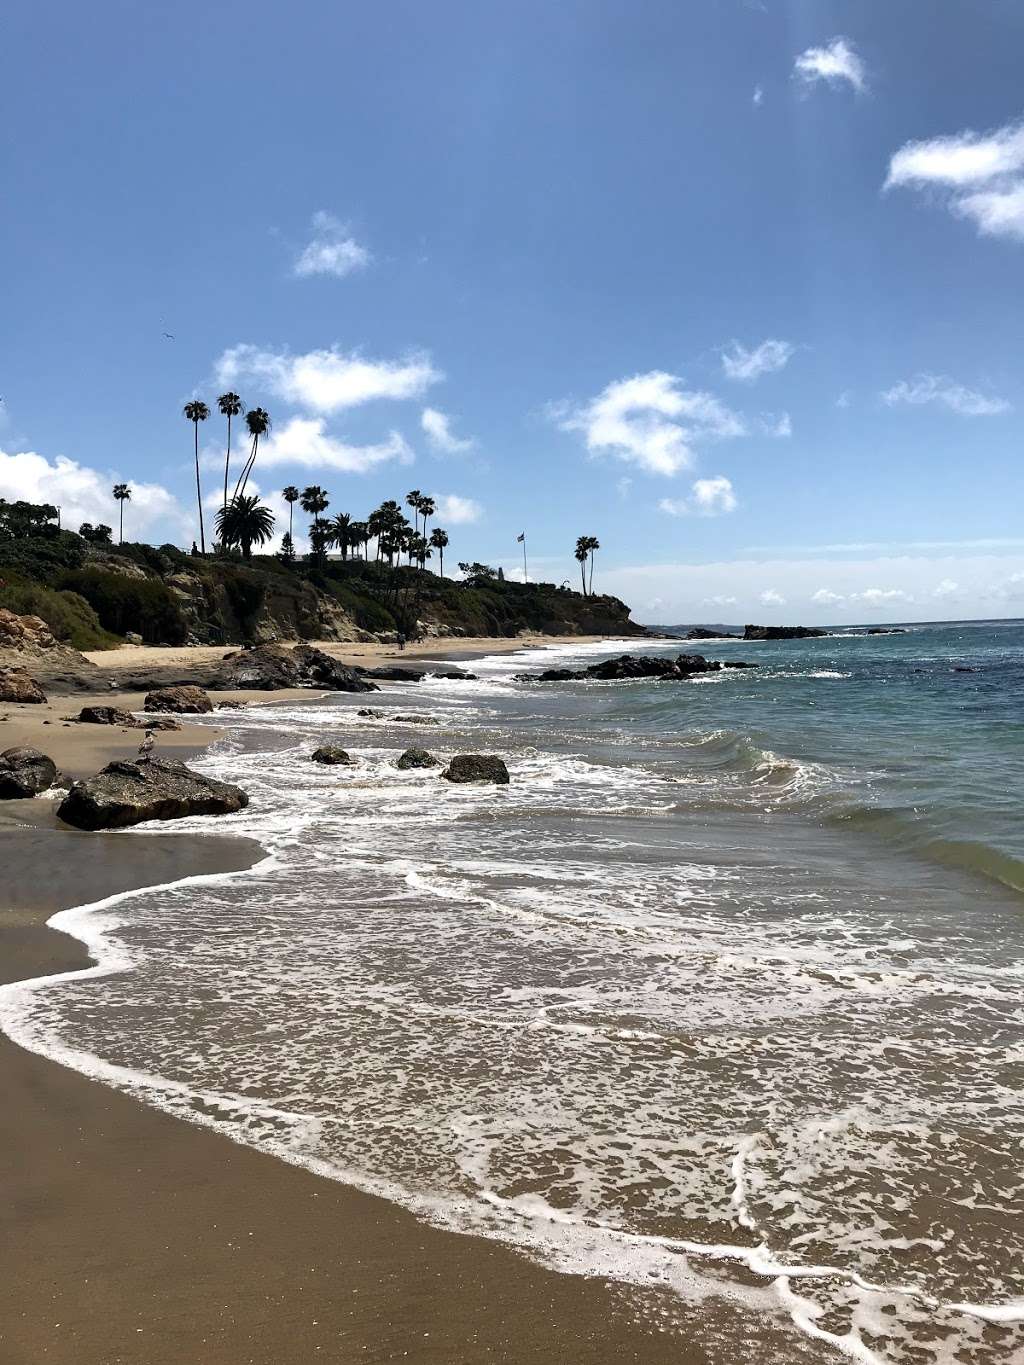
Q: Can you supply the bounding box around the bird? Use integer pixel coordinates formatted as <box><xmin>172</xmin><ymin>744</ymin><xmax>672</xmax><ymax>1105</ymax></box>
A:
<box><xmin>137</xmin><ymin>728</ymin><xmax>157</xmax><ymax>757</ymax></box>
<box><xmin>162</xmin><ymin>332</ymin><xmax>175</xmax><ymax>341</ymax></box>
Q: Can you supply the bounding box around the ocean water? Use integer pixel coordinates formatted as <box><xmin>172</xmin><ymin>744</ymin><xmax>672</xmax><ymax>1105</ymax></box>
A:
<box><xmin>4</xmin><ymin>622</ymin><xmax>1024</xmax><ymax>1362</ymax></box>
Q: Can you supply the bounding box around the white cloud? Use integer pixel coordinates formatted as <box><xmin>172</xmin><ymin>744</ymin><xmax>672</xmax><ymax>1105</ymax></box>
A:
<box><xmin>659</xmin><ymin>475</ymin><xmax>737</xmax><ymax>517</ymax></box>
<box><xmin>293</xmin><ymin>212</ymin><xmax>371</xmax><ymax>279</ymax></box>
<box><xmin>794</xmin><ymin>37</ymin><xmax>866</xmax><ymax>93</ymax></box>
<box><xmin>215</xmin><ymin>345</ymin><xmax>440</xmax><ymax>415</ymax></box>
<box><xmin>760</xmin><ymin>589</ymin><xmax>787</xmax><ymax>607</ymax></box>
<box><xmin>886</xmin><ymin>119</ymin><xmax>1024</xmax><ymax>242</ymax></box>
<box><xmin>255</xmin><ymin>417</ymin><xmax>413</xmax><ymax>471</ymax></box>
<box><xmin>761</xmin><ymin>411</ymin><xmax>792</xmax><ymax>438</ymax></box>
<box><xmin>0</xmin><ymin>448</ymin><xmax>186</xmax><ymax>539</ymax></box>
<box><xmin>421</xmin><ymin>407</ymin><xmax>474</xmax><ymax>454</ymax></box>
<box><xmin>851</xmin><ymin>587</ymin><xmax>912</xmax><ymax>606</ymax></box>
<box><xmin>836</xmin><ymin>391</ymin><xmax>852</xmax><ymax>409</ymax></box>
<box><xmin>616</xmin><ymin>477</ymin><xmax>633</xmax><ymax>499</ymax></box>
<box><xmin>703</xmin><ymin>594</ymin><xmax>738</xmax><ymax>607</ymax></box>
<box><xmin>811</xmin><ymin>588</ymin><xmax>845</xmax><ymax>606</ymax></box>
<box><xmin>752</xmin><ymin>84</ymin><xmax>764</xmax><ymax>107</ymax></box>
<box><xmin>881</xmin><ymin>374</ymin><xmax>1010</xmax><ymax>417</ymax></box>
<box><xmin>933</xmin><ymin>578</ymin><xmax>960</xmax><ymax>599</ymax></box>
<box><xmin>721</xmin><ymin>338</ymin><xmax>794</xmax><ymax>383</ymax></box>
<box><xmin>430</xmin><ymin>493</ymin><xmax>482</xmax><ymax>525</ymax></box>
<box><xmin>558</xmin><ymin>371</ymin><xmax>744</xmax><ymax>476</ymax></box>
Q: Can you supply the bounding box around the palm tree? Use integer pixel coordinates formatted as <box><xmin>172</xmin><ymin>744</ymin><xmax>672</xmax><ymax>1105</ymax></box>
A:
<box><xmin>574</xmin><ymin>536</ymin><xmax>590</xmax><ymax>595</ymax></box>
<box><xmin>430</xmin><ymin>526</ymin><xmax>449</xmax><ymax>577</ymax></box>
<box><xmin>215</xmin><ymin>495</ymin><xmax>275</xmax><ymax>559</ymax></box>
<box><xmin>112</xmin><ymin>483</ymin><xmax>131</xmax><ymax>545</ymax></box>
<box><xmin>217</xmin><ymin>392</ymin><xmax>245</xmax><ymax>520</ymax></box>
<box><xmin>587</xmin><ymin>535</ymin><xmax>600</xmax><ymax>595</ymax></box>
<box><xmin>282</xmin><ymin>486</ymin><xmax>299</xmax><ymax>541</ymax></box>
<box><xmin>348</xmin><ymin>520</ymin><xmax>369</xmax><ymax>560</ymax></box>
<box><xmin>327</xmin><ymin>512</ymin><xmax>353</xmax><ymax>560</ymax></box>
<box><xmin>405</xmin><ymin>489</ymin><xmax>423</xmax><ymax>534</ymax></box>
<box><xmin>410</xmin><ymin>533</ymin><xmax>431</xmax><ymax>569</ymax></box>
<box><xmin>300</xmin><ymin>486</ymin><xmax>330</xmax><ymax>554</ymax></box>
<box><xmin>232</xmin><ymin>408</ymin><xmax>271</xmax><ymax>503</ymax></box>
<box><xmin>418</xmin><ymin>495</ymin><xmax>436</xmax><ymax>542</ymax></box>
<box><xmin>183</xmin><ymin>400</ymin><xmax>210</xmax><ymax>554</ymax></box>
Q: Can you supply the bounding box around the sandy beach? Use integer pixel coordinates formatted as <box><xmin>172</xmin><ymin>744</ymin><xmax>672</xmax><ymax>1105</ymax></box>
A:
<box><xmin>0</xmin><ymin>636</ymin><xmax>818</xmax><ymax>1365</ymax></box>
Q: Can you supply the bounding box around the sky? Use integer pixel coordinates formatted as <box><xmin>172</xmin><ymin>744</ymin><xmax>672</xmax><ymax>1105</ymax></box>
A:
<box><xmin>3</xmin><ymin>0</ymin><xmax>1024</xmax><ymax>624</ymax></box>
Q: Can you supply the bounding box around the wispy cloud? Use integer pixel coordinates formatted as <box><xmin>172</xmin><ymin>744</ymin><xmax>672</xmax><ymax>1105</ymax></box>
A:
<box><xmin>430</xmin><ymin>493</ymin><xmax>482</xmax><ymax>524</ymax></box>
<box><xmin>256</xmin><ymin>417</ymin><xmax>413</xmax><ymax>471</ymax></box>
<box><xmin>752</xmin><ymin>84</ymin><xmax>764</xmax><ymax>107</ymax></box>
<box><xmin>885</xmin><ymin>118</ymin><xmax>1024</xmax><ymax>241</ymax></box>
<box><xmin>881</xmin><ymin>373</ymin><xmax>1010</xmax><ymax>417</ymax></box>
<box><xmin>0</xmin><ymin>447</ymin><xmax>186</xmax><ymax>538</ymax></box>
<box><xmin>761</xmin><ymin>411</ymin><xmax>792</xmax><ymax>438</ymax></box>
<box><xmin>793</xmin><ymin>37</ymin><xmax>866</xmax><ymax>94</ymax></box>
<box><xmin>421</xmin><ymin>407</ymin><xmax>474</xmax><ymax>454</ymax></box>
<box><xmin>721</xmin><ymin>338</ymin><xmax>794</xmax><ymax>383</ymax></box>
<box><xmin>216</xmin><ymin>345</ymin><xmax>440</xmax><ymax>415</ymax></box>
<box><xmin>556</xmin><ymin>371</ymin><xmax>744</xmax><ymax>477</ymax></box>
<box><xmin>293</xmin><ymin>211</ymin><xmax>371</xmax><ymax>279</ymax></box>
<box><xmin>659</xmin><ymin>474</ymin><xmax>737</xmax><ymax>517</ymax></box>
<box><xmin>760</xmin><ymin>589</ymin><xmax>786</xmax><ymax>606</ymax></box>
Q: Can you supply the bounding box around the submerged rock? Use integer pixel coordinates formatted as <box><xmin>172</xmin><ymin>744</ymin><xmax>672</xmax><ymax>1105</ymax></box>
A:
<box><xmin>57</xmin><ymin>756</ymin><xmax>248</xmax><ymax>831</ymax></box>
<box><xmin>0</xmin><ymin>746</ymin><xmax>58</xmax><ymax>799</ymax></box>
<box><xmin>357</xmin><ymin>707</ymin><xmax>386</xmax><ymax>719</ymax></box>
<box><xmin>144</xmin><ymin>684</ymin><xmax>214</xmax><ymax>714</ymax></box>
<box><xmin>311</xmin><ymin>745</ymin><xmax>356</xmax><ymax>765</ymax></box>
<box><xmin>0</xmin><ymin>666</ymin><xmax>47</xmax><ymax>704</ymax></box>
<box><xmin>396</xmin><ymin>747</ymin><xmax>439</xmax><ymax>770</ymax></box>
<box><xmin>442</xmin><ymin>754</ymin><xmax>510</xmax><ymax>785</ymax></box>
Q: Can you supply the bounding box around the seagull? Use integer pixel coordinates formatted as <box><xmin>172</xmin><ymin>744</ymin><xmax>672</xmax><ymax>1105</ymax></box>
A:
<box><xmin>162</xmin><ymin>332</ymin><xmax>175</xmax><ymax>341</ymax></box>
<box><xmin>137</xmin><ymin>728</ymin><xmax>157</xmax><ymax>757</ymax></box>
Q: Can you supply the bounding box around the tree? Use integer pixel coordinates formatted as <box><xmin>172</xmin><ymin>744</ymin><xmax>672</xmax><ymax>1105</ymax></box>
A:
<box><xmin>282</xmin><ymin>486</ymin><xmax>299</xmax><ymax>541</ymax></box>
<box><xmin>300</xmin><ymin>485</ymin><xmax>330</xmax><ymax>561</ymax></box>
<box><xmin>112</xmin><ymin>483</ymin><xmax>131</xmax><ymax>545</ymax></box>
<box><xmin>587</xmin><ymin>535</ymin><xmax>600</xmax><ymax>595</ymax></box>
<box><xmin>279</xmin><ymin>532</ymin><xmax>296</xmax><ymax>564</ymax></box>
<box><xmin>327</xmin><ymin>511</ymin><xmax>353</xmax><ymax>560</ymax></box>
<box><xmin>405</xmin><ymin>489</ymin><xmax>423</xmax><ymax>534</ymax></box>
<box><xmin>183</xmin><ymin>400</ymin><xmax>210</xmax><ymax>554</ymax></box>
<box><xmin>574</xmin><ymin>536</ymin><xmax>590</xmax><ymax>595</ymax></box>
<box><xmin>429</xmin><ymin>526</ymin><xmax>449</xmax><ymax>577</ymax></box>
<box><xmin>418</xmin><ymin>495</ymin><xmax>436</xmax><ymax>542</ymax></box>
<box><xmin>79</xmin><ymin>522</ymin><xmax>112</xmax><ymax>544</ymax></box>
<box><xmin>217</xmin><ymin>392</ymin><xmax>245</xmax><ymax>521</ymax></box>
<box><xmin>348</xmin><ymin>519</ymin><xmax>369</xmax><ymax>560</ymax></box>
<box><xmin>232</xmin><ymin>407</ymin><xmax>271</xmax><ymax>503</ymax></box>
<box><xmin>458</xmin><ymin>561</ymin><xmax>497</xmax><ymax>583</ymax></box>
<box><xmin>215</xmin><ymin>495</ymin><xmax>275</xmax><ymax>559</ymax></box>
<box><xmin>410</xmin><ymin>533</ymin><xmax>430</xmax><ymax>569</ymax></box>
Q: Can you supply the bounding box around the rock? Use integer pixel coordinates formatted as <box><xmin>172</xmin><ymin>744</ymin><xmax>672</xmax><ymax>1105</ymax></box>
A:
<box><xmin>362</xmin><ymin>666</ymin><xmax>425</xmax><ymax>682</ymax></box>
<box><xmin>57</xmin><ymin>756</ymin><xmax>248</xmax><ymax>831</ymax></box>
<box><xmin>722</xmin><ymin>661</ymin><xmax>758</xmax><ymax>669</ymax></box>
<box><xmin>143</xmin><ymin>715</ymin><xmax>182</xmax><ymax>731</ymax></box>
<box><xmin>144</xmin><ymin>684</ymin><xmax>214</xmax><ymax>714</ymax></box>
<box><xmin>514</xmin><ymin>668</ymin><xmax>577</xmax><ymax>683</ymax></box>
<box><xmin>514</xmin><ymin>653</ymin><xmax>757</xmax><ymax>683</ymax></box>
<box><xmin>211</xmin><ymin>643</ymin><xmax>378</xmax><ymax>693</ymax></box>
<box><xmin>311</xmin><ymin>745</ymin><xmax>356</xmax><ymax>765</ymax></box>
<box><xmin>357</xmin><ymin>707</ymin><xmax>386</xmax><ymax>719</ymax></box>
<box><xmin>441</xmin><ymin>754</ymin><xmax>510</xmax><ymax>785</ymax></box>
<box><xmin>396</xmin><ymin>747</ymin><xmax>440</xmax><ymax>770</ymax></box>
<box><xmin>685</xmin><ymin>628</ymin><xmax>741</xmax><ymax>641</ymax></box>
<box><xmin>0</xmin><ymin>746</ymin><xmax>58</xmax><ymax>799</ymax></box>
<box><xmin>215</xmin><ymin>700</ymin><xmax>248</xmax><ymax>711</ymax></box>
<box><xmin>432</xmin><ymin>669</ymin><xmax>478</xmax><ymax>681</ymax></box>
<box><xmin>393</xmin><ymin>714</ymin><xmax>440</xmax><ymax>725</ymax></box>
<box><xmin>78</xmin><ymin>705</ymin><xmax>140</xmax><ymax>726</ymax></box>
<box><xmin>866</xmin><ymin>627</ymin><xmax>907</xmax><ymax>635</ymax></box>
<box><xmin>0</xmin><ymin>666</ymin><xmax>47</xmax><ymax>704</ymax></box>
<box><xmin>743</xmin><ymin>625</ymin><xmax>828</xmax><ymax>641</ymax></box>
<box><xmin>292</xmin><ymin>645</ymin><xmax>379</xmax><ymax>692</ymax></box>
<box><xmin>124</xmin><ymin>631</ymin><xmax>144</xmax><ymax>645</ymax></box>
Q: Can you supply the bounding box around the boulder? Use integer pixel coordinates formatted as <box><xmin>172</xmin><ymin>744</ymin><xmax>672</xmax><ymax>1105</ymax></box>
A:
<box><xmin>441</xmin><ymin>754</ymin><xmax>510</xmax><ymax>785</ymax></box>
<box><xmin>143</xmin><ymin>715</ymin><xmax>182</xmax><ymax>731</ymax></box>
<box><xmin>357</xmin><ymin>707</ymin><xmax>386</xmax><ymax>719</ymax></box>
<box><xmin>0</xmin><ymin>746</ymin><xmax>58</xmax><ymax>799</ymax></box>
<box><xmin>78</xmin><ymin>705</ymin><xmax>140</xmax><ymax>726</ymax></box>
<box><xmin>514</xmin><ymin>668</ymin><xmax>577</xmax><ymax>683</ymax></box>
<box><xmin>743</xmin><ymin>625</ymin><xmax>827</xmax><ymax>641</ymax></box>
<box><xmin>311</xmin><ymin>745</ymin><xmax>356</xmax><ymax>765</ymax></box>
<box><xmin>57</xmin><ymin>756</ymin><xmax>248</xmax><ymax>831</ymax></box>
<box><xmin>0</xmin><ymin>666</ymin><xmax>47</xmax><ymax>704</ymax></box>
<box><xmin>144</xmin><ymin>684</ymin><xmax>214</xmax><ymax>714</ymax></box>
<box><xmin>292</xmin><ymin>645</ymin><xmax>379</xmax><ymax>692</ymax></box>
<box><xmin>211</xmin><ymin>643</ymin><xmax>379</xmax><ymax>693</ymax></box>
<box><xmin>432</xmin><ymin>669</ymin><xmax>478</xmax><ymax>681</ymax></box>
<box><xmin>124</xmin><ymin>632</ymin><xmax>144</xmax><ymax>645</ymax></box>
<box><xmin>515</xmin><ymin>653</ymin><xmax>757</xmax><ymax>683</ymax></box>
<box><xmin>393</xmin><ymin>714</ymin><xmax>440</xmax><ymax>725</ymax></box>
<box><xmin>396</xmin><ymin>747</ymin><xmax>440</xmax><ymax>770</ymax></box>
<box><xmin>362</xmin><ymin>666</ymin><xmax>425</xmax><ymax>682</ymax></box>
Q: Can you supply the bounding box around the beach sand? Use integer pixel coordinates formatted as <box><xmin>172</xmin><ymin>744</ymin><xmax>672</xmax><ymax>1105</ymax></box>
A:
<box><xmin>0</xmin><ymin>641</ymin><xmax>826</xmax><ymax>1364</ymax></box>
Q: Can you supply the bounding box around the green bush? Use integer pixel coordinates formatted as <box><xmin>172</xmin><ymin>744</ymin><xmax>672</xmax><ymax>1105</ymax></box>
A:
<box><xmin>0</xmin><ymin>575</ymin><xmax>120</xmax><ymax>650</ymax></box>
<box><xmin>0</xmin><ymin>531</ymin><xmax>88</xmax><ymax>583</ymax></box>
<box><xmin>219</xmin><ymin>568</ymin><xmax>266</xmax><ymax>630</ymax></box>
<box><xmin>60</xmin><ymin>567</ymin><xmax>188</xmax><ymax>644</ymax></box>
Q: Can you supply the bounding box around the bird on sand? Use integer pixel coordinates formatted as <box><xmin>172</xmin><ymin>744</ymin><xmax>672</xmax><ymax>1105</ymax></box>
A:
<box><xmin>138</xmin><ymin>728</ymin><xmax>157</xmax><ymax>757</ymax></box>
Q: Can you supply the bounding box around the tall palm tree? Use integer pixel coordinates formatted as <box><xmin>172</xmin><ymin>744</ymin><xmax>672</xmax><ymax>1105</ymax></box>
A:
<box><xmin>429</xmin><ymin>526</ymin><xmax>448</xmax><ymax>577</ymax></box>
<box><xmin>183</xmin><ymin>400</ymin><xmax>210</xmax><ymax>553</ymax></box>
<box><xmin>216</xmin><ymin>495</ymin><xmax>275</xmax><ymax>559</ymax></box>
<box><xmin>574</xmin><ymin>535</ymin><xmax>590</xmax><ymax>595</ymax></box>
<box><xmin>112</xmin><ymin>483</ymin><xmax>131</xmax><ymax>545</ymax></box>
<box><xmin>282</xmin><ymin>486</ymin><xmax>299</xmax><ymax>540</ymax></box>
<box><xmin>232</xmin><ymin>408</ymin><xmax>271</xmax><ymax>504</ymax></box>
<box><xmin>587</xmin><ymin>535</ymin><xmax>600</xmax><ymax>595</ymax></box>
<box><xmin>405</xmin><ymin>489</ymin><xmax>423</xmax><ymax>535</ymax></box>
<box><xmin>348</xmin><ymin>520</ymin><xmax>369</xmax><ymax>560</ymax></box>
<box><xmin>327</xmin><ymin>511</ymin><xmax>353</xmax><ymax>560</ymax></box>
<box><xmin>411</xmin><ymin>534</ymin><xmax>430</xmax><ymax>569</ymax></box>
<box><xmin>300</xmin><ymin>486</ymin><xmax>330</xmax><ymax>556</ymax></box>
<box><xmin>418</xmin><ymin>495</ymin><xmax>436</xmax><ymax>542</ymax></box>
<box><xmin>217</xmin><ymin>392</ymin><xmax>245</xmax><ymax>520</ymax></box>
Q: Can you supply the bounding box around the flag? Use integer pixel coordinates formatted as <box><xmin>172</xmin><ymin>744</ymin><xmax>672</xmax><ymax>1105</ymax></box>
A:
<box><xmin>516</xmin><ymin>532</ymin><xmax>525</xmax><ymax>543</ymax></box>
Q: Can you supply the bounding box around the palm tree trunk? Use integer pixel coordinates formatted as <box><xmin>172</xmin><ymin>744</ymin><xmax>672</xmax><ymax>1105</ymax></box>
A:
<box><xmin>223</xmin><ymin>414</ymin><xmax>233</xmax><ymax>521</ymax></box>
<box><xmin>194</xmin><ymin>423</ymin><xmax>206</xmax><ymax>555</ymax></box>
<box><xmin>288</xmin><ymin>503</ymin><xmax>294</xmax><ymax>538</ymax></box>
<box><xmin>589</xmin><ymin>551</ymin><xmax>596</xmax><ymax>596</ymax></box>
<box><xmin>579</xmin><ymin>561</ymin><xmax>586</xmax><ymax>594</ymax></box>
<box><xmin>439</xmin><ymin>548</ymin><xmax>444</xmax><ymax>578</ymax></box>
<box><xmin>118</xmin><ymin>500</ymin><xmax>123</xmax><ymax>545</ymax></box>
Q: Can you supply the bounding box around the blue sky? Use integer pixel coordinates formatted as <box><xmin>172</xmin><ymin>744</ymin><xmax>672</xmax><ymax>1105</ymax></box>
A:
<box><xmin>3</xmin><ymin>0</ymin><xmax>1024</xmax><ymax>623</ymax></box>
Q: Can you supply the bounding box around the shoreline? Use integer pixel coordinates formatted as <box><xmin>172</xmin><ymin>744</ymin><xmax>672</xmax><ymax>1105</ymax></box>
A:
<box><xmin>0</xmin><ymin>640</ymin><xmax>829</xmax><ymax>1364</ymax></box>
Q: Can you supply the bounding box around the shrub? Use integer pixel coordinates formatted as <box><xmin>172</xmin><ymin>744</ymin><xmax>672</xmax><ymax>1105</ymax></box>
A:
<box><xmin>0</xmin><ymin>531</ymin><xmax>88</xmax><ymax>583</ymax></box>
<box><xmin>60</xmin><ymin>567</ymin><xmax>188</xmax><ymax>644</ymax></box>
<box><xmin>0</xmin><ymin>575</ymin><xmax>120</xmax><ymax>650</ymax></box>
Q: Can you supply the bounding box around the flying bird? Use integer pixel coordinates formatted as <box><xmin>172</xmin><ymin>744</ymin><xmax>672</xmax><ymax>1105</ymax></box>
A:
<box><xmin>162</xmin><ymin>332</ymin><xmax>175</xmax><ymax>340</ymax></box>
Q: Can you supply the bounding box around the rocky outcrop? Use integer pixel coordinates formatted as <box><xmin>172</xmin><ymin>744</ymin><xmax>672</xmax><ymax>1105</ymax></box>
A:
<box><xmin>0</xmin><ymin>609</ymin><xmax>97</xmax><ymax>690</ymax></box>
<box><xmin>311</xmin><ymin>745</ymin><xmax>356</xmax><ymax>765</ymax></box>
<box><xmin>0</xmin><ymin>666</ymin><xmax>47</xmax><ymax>703</ymax></box>
<box><xmin>57</xmin><ymin>756</ymin><xmax>248</xmax><ymax>830</ymax></box>
<box><xmin>515</xmin><ymin>653</ymin><xmax>758</xmax><ymax>683</ymax></box>
<box><xmin>0</xmin><ymin>746</ymin><xmax>58</xmax><ymax>799</ymax></box>
<box><xmin>685</xmin><ymin>628</ymin><xmax>741</xmax><ymax>641</ymax></box>
<box><xmin>144</xmin><ymin>684</ymin><xmax>214</xmax><ymax>714</ymax></box>
<box><xmin>431</xmin><ymin>669</ymin><xmax>478</xmax><ymax>681</ymax></box>
<box><xmin>442</xmin><ymin>754</ymin><xmax>510</xmax><ymax>784</ymax></box>
<box><xmin>396</xmin><ymin>747</ymin><xmax>439</xmax><ymax>770</ymax></box>
<box><xmin>743</xmin><ymin>625</ymin><xmax>827</xmax><ymax>641</ymax></box>
<box><xmin>291</xmin><ymin>645</ymin><xmax>377</xmax><ymax>692</ymax></box>
<box><xmin>78</xmin><ymin>704</ymin><xmax>140</xmax><ymax>726</ymax></box>
<box><xmin>211</xmin><ymin>643</ymin><xmax>378</xmax><ymax>693</ymax></box>
<box><xmin>361</xmin><ymin>666</ymin><xmax>425</xmax><ymax>682</ymax></box>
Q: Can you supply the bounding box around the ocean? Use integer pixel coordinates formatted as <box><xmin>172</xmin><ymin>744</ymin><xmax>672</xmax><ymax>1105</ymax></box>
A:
<box><xmin>4</xmin><ymin>622</ymin><xmax>1024</xmax><ymax>1363</ymax></box>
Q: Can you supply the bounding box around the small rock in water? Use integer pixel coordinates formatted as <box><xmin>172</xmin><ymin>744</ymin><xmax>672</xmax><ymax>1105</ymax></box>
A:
<box><xmin>396</xmin><ymin>747</ymin><xmax>439</xmax><ymax>770</ymax></box>
<box><xmin>431</xmin><ymin>669</ymin><xmax>478</xmax><ymax>681</ymax></box>
<box><xmin>357</xmin><ymin>707</ymin><xmax>386</xmax><ymax>719</ymax></box>
<box><xmin>0</xmin><ymin>745</ymin><xmax>58</xmax><ymax>799</ymax></box>
<box><xmin>311</xmin><ymin>745</ymin><xmax>356</xmax><ymax>766</ymax></box>
<box><xmin>441</xmin><ymin>754</ymin><xmax>510</xmax><ymax>785</ymax></box>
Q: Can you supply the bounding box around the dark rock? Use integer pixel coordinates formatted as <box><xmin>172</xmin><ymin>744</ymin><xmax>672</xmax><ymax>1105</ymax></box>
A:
<box><xmin>953</xmin><ymin>666</ymin><xmax>979</xmax><ymax>673</ymax></box>
<box><xmin>0</xmin><ymin>746</ymin><xmax>58</xmax><ymax>799</ymax></box>
<box><xmin>144</xmin><ymin>684</ymin><xmax>214</xmax><ymax>714</ymax></box>
<box><xmin>311</xmin><ymin>745</ymin><xmax>356</xmax><ymax>765</ymax></box>
<box><xmin>362</xmin><ymin>666</ymin><xmax>425</xmax><ymax>682</ymax></box>
<box><xmin>743</xmin><ymin>625</ymin><xmax>828</xmax><ymax>641</ymax></box>
<box><xmin>212</xmin><ymin>643</ymin><xmax>379</xmax><ymax>693</ymax></box>
<box><xmin>442</xmin><ymin>754</ymin><xmax>510</xmax><ymax>784</ymax></box>
<box><xmin>78</xmin><ymin>705</ymin><xmax>140</xmax><ymax>726</ymax></box>
<box><xmin>514</xmin><ymin>668</ymin><xmax>578</xmax><ymax>682</ymax></box>
<box><xmin>0</xmin><ymin>666</ymin><xmax>47</xmax><ymax>704</ymax></box>
<box><xmin>722</xmin><ymin>661</ymin><xmax>759</xmax><ymax>669</ymax></box>
<box><xmin>431</xmin><ymin>669</ymin><xmax>477</xmax><ymax>681</ymax></box>
<box><xmin>292</xmin><ymin>645</ymin><xmax>379</xmax><ymax>692</ymax></box>
<box><xmin>396</xmin><ymin>747</ymin><xmax>440</xmax><ymax>770</ymax></box>
<box><xmin>685</xmin><ymin>628</ymin><xmax>741</xmax><ymax>641</ymax></box>
<box><xmin>357</xmin><ymin>707</ymin><xmax>386</xmax><ymax>719</ymax></box>
<box><xmin>393</xmin><ymin>714</ymin><xmax>440</xmax><ymax>725</ymax></box>
<box><xmin>57</xmin><ymin>756</ymin><xmax>248</xmax><ymax>831</ymax></box>
<box><xmin>144</xmin><ymin>715</ymin><xmax>182</xmax><ymax>731</ymax></box>
<box><xmin>866</xmin><ymin>628</ymin><xmax>907</xmax><ymax>635</ymax></box>
<box><xmin>515</xmin><ymin>652</ymin><xmax>756</xmax><ymax>683</ymax></box>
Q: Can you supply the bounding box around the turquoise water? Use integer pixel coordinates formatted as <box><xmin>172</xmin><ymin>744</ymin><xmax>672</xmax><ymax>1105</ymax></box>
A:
<box><xmin>3</xmin><ymin>621</ymin><xmax>1022</xmax><ymax>1363</ymax></box>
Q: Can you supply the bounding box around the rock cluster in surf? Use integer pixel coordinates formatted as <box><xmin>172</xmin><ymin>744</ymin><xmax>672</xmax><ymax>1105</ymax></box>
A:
<box><xmin>514</xmin><ymin>652</ymin><xmax>757</xmax><ymax>683</ymax></box>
